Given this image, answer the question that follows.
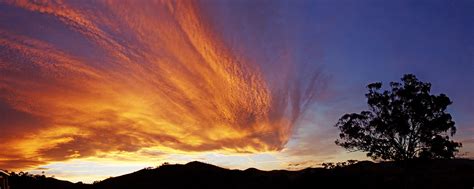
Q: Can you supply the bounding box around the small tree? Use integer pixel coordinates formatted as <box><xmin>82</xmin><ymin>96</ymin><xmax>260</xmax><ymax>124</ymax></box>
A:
<box><xmin>335</xmin><ymin>74</ymin><xmax>461</xmax><ymax>161</ymax></box>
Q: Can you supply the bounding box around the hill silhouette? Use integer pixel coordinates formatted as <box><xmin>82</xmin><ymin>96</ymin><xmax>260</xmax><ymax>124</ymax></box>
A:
<box><xmin>7</xmin><ymin>159</ymin><xmax>474</xmax><ymax>189</ymax></box>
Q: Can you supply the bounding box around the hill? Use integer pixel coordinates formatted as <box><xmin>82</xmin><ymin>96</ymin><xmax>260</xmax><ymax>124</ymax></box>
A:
<box><xmin>7</xmin><ymin>159</ymin><xmax>474</xmax><ymax>189</ymax></box>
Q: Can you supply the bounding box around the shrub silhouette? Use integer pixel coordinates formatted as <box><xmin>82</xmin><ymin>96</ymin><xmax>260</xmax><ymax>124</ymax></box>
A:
<box><xmin>335</xmin><ymin>74</ymin><xmax>462</xmax><ymax>160</ymax></box>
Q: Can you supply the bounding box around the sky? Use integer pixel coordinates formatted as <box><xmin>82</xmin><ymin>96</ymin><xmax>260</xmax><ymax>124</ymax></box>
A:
<box><xmin>0</xmin><ymin>0</ymin><xmax>473</xmax><ymax>183</ymax></box>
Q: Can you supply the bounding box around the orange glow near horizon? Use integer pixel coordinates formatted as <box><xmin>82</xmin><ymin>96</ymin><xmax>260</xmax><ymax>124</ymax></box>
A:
<box><xmin>0</xmin><ymin>1</ymin><xmax>322</xmax><ymax>171</ymax></box>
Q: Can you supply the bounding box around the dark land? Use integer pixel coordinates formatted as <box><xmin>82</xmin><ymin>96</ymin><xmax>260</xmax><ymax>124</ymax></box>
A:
<box><xmin>6</xmin><ymin>159</ymin><xmax>474</xmax><ymax>189</ymax></box>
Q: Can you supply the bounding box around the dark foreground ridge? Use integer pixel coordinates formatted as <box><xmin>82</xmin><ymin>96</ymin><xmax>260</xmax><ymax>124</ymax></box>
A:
<box><xmin>7</xmin><ymin>159</ymin><xmax>474</xmax><ymax>189</ymax></box>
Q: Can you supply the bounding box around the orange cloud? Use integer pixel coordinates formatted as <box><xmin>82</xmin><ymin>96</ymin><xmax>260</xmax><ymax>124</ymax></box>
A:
<box><xmin>0</xmin><ymin>1</ymin><xmax>323</xmax><ymax>170</ymax></box>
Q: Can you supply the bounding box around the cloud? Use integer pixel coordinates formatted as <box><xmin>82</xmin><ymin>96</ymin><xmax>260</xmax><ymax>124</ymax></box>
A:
<box><xmin>287</xmin><ymin>160</ymin><xmax>320</xmax><ymax>169</ymax></box>
<box><xmin>0</xmin><ymin>1</ymin><xmax>324</xmax><ymax>170</ymax></box>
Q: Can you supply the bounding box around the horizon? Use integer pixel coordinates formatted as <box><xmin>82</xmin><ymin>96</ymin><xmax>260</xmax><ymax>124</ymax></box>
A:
<box><xmin>6</xmin><ymin>159</ymin><xmax>474</xmax><ymax>184</ymax></box>
<box><xmin>1</xmin><ymin>0</ymin><xmax>473</xmax><ymax>184</ymax></box>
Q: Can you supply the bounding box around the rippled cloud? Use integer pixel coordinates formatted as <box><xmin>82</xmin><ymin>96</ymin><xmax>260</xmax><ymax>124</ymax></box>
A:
<box><xmin>0</xmin><ymin>0</ymin><xmax>324</xmax><ymax>170</ymax></box>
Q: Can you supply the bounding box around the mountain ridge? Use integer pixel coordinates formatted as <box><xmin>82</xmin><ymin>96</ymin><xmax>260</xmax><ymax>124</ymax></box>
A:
<box><xmin>6</xmin><ymin>159</ymin><xmax>474</xmax><ymax>189</ymax></box>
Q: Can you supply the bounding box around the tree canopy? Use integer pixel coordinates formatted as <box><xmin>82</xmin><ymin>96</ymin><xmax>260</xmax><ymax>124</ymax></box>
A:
<box><xmin>335</xmin><ymin>74</ymin><xmax>462</xmax><ymax>161</ymax></box>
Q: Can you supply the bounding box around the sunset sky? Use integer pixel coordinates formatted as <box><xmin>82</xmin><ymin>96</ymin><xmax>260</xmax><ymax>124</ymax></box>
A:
<box><xmin>1</xmin><ymin>0</ymin><xmax>473</xmax><ymax>183</ymax></box>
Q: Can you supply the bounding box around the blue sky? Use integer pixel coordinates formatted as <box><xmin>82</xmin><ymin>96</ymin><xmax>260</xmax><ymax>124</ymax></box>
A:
<box><xmin>202</xmin><ymin>0</ymin><xmax>474</xmax><ymax>154</ymax></box>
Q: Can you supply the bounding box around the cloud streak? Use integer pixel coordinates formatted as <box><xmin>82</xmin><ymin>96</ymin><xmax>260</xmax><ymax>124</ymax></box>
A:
<box><xmin>0</xmin><ymin>1</ymin><xmax>323</xmax><ymax>170</ymax></box>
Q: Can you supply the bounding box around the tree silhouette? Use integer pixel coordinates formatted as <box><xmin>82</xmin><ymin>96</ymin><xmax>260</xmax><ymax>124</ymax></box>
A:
<box><xmin>335</xmin><ymin>74</ymin><xmax>462</xmax><ymax>161</ymax></box>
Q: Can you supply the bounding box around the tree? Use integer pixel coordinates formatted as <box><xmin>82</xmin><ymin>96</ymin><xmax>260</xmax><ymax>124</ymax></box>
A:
<box><xmin>335</xmin><ymin>74</ymin><xmax>462</xmax><ymax>161</ymax></box>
